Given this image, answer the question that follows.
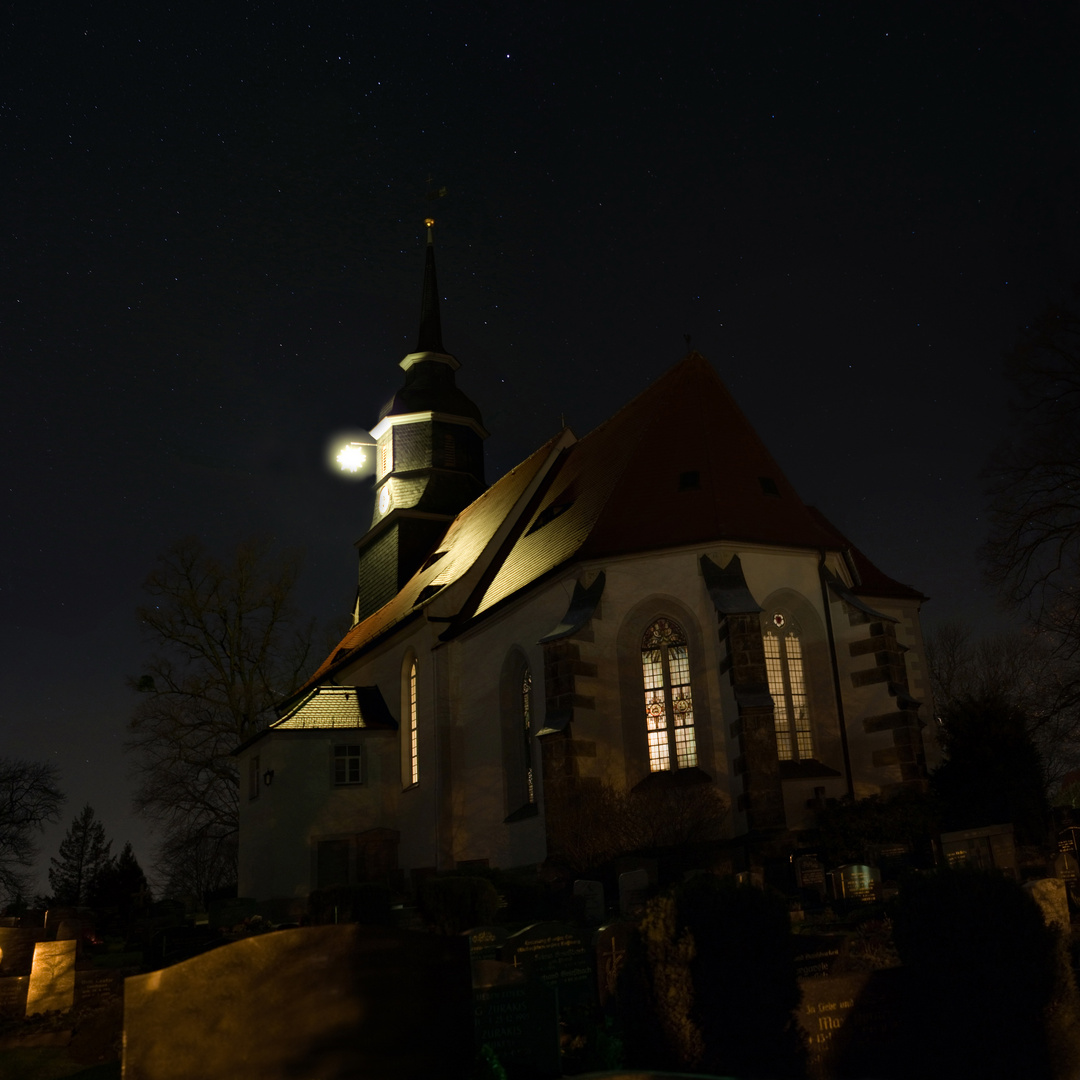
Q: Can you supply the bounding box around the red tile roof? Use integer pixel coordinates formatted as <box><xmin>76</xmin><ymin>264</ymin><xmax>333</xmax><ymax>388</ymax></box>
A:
<box><xmin>476</xmin><ymin>353</ymin><xmax>841</xmax><ymax>614</ymax></box>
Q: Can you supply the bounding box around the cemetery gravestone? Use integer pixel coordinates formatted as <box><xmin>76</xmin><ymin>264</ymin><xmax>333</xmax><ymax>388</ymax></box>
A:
<box><xmin>795</xmin><ymin>854</ymin><xmax>826</xmax><ymax>895</ymax></box>
<box><xmin>0</xmin><ymin>977</ymin><xmax>29</xmax><ymax>1017</ymax></box>
<box><xmin>830</xmin><ymin>864</ymin><xmax>880</xmax><ymax>903</ymax></box>
<box><xmin>26</xmin><ymin>939</ymin><xmax>76</xmax><ymax>1016</ymax></box>
<box><xmin>0</xmin><ymin>927</ymin><xmax>48</xmax><ymax>976</ymax></box>
<box><xmin>464</xmin><ymin>925</ymin><xmax>508</xmax><ymax>963</ymax></box>
<box><xmin>502</xmin><ymin>921</ymin><xmax>596</xmax><ymax>1012</ymax></box>
<box><xmin>123</xmin><ymin>925</ymin><xmax>473</xmax><ymax>1080</ymax></box>
<box><xmin>594</xmin><ymin>922</ymin><xmax>633</xmax><ymax>1006</ymax></box>
<box><xmin>618</xmin><ymin>869</ymin><xmax>650</xmax><ymax>915</ymax></box>
<box><xmin>573</xmin><ymin>879</ymin><xmax>605</xmax><ymax>922</ymax></box>
<box><xmin>793</xmin><ymin>934</ymin><xmax>845</xmax><ymax>980</ymax></box>
<box><xmin>798</xmin><ymin>969</ymin><xmax>908</xmax><ymax>1080</ymax></box>
<box><xmin>472</xmin><ymin>959</ymin><xmax>560</xmax><ymax>1079</ymax></box>
<box><xmin>940</xmin><ymin>823</ymin><xmax>1018</xmax><ymax>877</ymax></box>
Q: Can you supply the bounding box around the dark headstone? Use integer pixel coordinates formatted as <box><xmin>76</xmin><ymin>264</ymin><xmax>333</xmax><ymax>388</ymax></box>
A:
<box><xmin>573</xmin><ymin>880</ymin><xmax>605</xmax><ymax>922</ymax></box>
<box><xmin>793</xmin><ymin>933</ymin><xmax>846</xmax><ymax>979</ymax></box>
<box><xmin>940</xmin><ymin>823</ymin><xmax>1018</xmax><ymax>877</ymax></box>
<box><xmin>594</xmin><ymin>922</ymin><xmax>633</xmax><ymax>1006</ymax></box>
<box><xmin>472</xmin><ymin>959</ymin><xmax>560</xmax><ymax>1079</ymax></box>
<box><xmin>464</xmin><ymin>925</ymin><xmax>508</xmax><ymax>963</ymax></box>
<box><xmin>795</xmin><ymin>854</ymin><xmax>826</xmax><ymax>894</ymax></box>
<box><xmin>618</xmin><ymin>869</ymin><xmax>650</xmax><ymax>915</ymax></box>
<box><xmin>829</xmin><ymin>864</ymin><xmax>880</xmax><ymax>903</ymax></box>
<box><xmin>44</xmin><ymin>906</ymin><xmax>79</xmax><ymax>936</ymax></box>
<box><xmin>502</xmin><ymin>921</ymin><xmax>596</xmax><ymax>1012</ymax></box>
<box><xmin>0</xmin><ymin>927</ymin><xmax>49</xmax><ymax>976</ymax></box>
<box><xmin>0</xmin><ymin>976</ymin><xmax>29</xmax><ymax>1018</ymax></box>
<box><xmin>798</xmin><ymin>970</ymin><xmax>908</xmax><ymax>1080</ymax></box>
<box><xmin>123</xmin><ymin>925</ymin><xmax>472</xmax><ymax>1079</ymax></box>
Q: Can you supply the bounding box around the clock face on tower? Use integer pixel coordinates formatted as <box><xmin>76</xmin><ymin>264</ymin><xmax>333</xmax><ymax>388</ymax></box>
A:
<box><xmin>379</xmin><ymin>485</ymin><xmax>391</xmax><ymax>515</ymax></box>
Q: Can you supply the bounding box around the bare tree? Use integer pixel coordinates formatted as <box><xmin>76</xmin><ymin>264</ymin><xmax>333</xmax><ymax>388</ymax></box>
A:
<box><xmin>925</xmin><ymin>620</ymin><xmax>1080</xmax><ymax>788</ymax></box>
<box><xmin>0</xmin><ymin>759</ymin><xmax>64</xmax><ymax>906</ymax></box>
<box><xmin>128</xmin><ymin>537</ymin><xmax>314</xmax><ymax>899</ymax></box>
<box><xmin>985</xmin><ymin>291</ymin><xmax>1080</xmax><ymax>649</ymax></box>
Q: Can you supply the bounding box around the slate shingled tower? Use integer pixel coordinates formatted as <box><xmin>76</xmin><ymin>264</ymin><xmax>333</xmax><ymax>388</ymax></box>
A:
<box><xmin>354</xmin><ymin>221</ymin><xmax>488</xmax><ymax>623</ymax></box>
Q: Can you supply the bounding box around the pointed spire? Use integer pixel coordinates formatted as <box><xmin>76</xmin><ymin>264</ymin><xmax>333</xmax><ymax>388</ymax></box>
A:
<box><xmin>416</xmin><ymin>217</ymin><xmax>445</xmax><ymax>353</ymax></box>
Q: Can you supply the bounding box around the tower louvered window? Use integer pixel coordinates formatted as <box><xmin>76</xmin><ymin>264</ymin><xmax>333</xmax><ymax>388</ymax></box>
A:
<box><xmin>764</xmin><ymin>613</ymin><xmax>813</xmax><ymax>761</ymax></box>
<box><xmin>641</xmin><ymin>618</ymin><xmax>698</xmax><ymax>772</ymax></box>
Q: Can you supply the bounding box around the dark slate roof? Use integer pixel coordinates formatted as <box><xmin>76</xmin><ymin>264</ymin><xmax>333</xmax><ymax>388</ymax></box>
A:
<box><xmin>300</xmin><ymin>431</ymin><xmax>567</xmax><ymax>690</ymax></box>
<box><xmin>378</xmin><ymin>359</ymin><xmax>485</xmax><ymax>426</ymax></box>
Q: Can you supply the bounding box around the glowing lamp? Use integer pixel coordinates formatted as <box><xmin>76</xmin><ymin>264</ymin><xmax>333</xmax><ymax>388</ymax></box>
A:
<box><xmin>336</xmin><ymin>442</ymin><xmax>368</xmax><ymax>473</ymax></box>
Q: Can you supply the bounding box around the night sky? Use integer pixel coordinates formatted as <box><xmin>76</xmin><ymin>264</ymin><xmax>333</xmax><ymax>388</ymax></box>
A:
<box><xmin>4</xmin><ymin>2</ymin><xmax>1079</xmax><ymax>893</ymax></box>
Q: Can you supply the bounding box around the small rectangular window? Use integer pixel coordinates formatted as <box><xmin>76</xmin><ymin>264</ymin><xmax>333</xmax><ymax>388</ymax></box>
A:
<box><xmin>249</xmin><ymin>756</ymin><xmax>260</xmax><ymax>800</ymax></box>
<box><xmin>334</xmin><ymin>745</ymin><xmax>362</xmax><ymax>785</ymax></box>
<box><xmin>443</xmin><ymin>432</ymin><xmax>457</xmax><ymax>469</ymax></box>
<box><xmin>378</xmin><ymin>438</ymin><xmax>392</xmax><ymax>479</ymax></box>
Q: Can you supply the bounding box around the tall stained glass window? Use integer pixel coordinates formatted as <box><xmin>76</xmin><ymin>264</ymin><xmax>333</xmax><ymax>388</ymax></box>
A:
<box><xmin>641</xmin><ymin>618</ymin><xmax>698</xmax><ymax>772</ymax></box>
<box><xmin>764</xmin><ymin>612</ymin><xmax>813</xmax><ymax>761</ymax></box>
<box><xmin>409</xmin><ymin>660</ymin><xmax>419</xmax><ymax>785</ymax></box>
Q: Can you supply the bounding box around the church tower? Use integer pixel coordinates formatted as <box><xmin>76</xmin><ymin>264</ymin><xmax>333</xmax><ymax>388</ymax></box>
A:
<box><xmin>353</xmin><ymin>220</ymin><xmax>488</xmax><ymax>623</ymax></box>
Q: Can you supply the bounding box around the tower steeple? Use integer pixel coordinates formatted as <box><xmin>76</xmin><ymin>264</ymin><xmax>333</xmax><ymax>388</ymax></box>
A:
<box><xmin>353</xmin><ymin>221</ymin><xmax>489</xmax><ymax>623</ymax></box>
<box><xmin>416</xmin><ymin>218</ymin><xmax>444</xmax><ymax>354</ymax></box>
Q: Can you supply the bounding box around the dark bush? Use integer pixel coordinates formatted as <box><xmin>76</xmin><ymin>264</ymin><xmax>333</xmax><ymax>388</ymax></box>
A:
<box><xmin>418</xmin><ymin>875</ymin><xmax>500</xmax><ymax>935</ymax></box>
<box><xmin>892</xmin><ymin>868</ymin><xmax>1080</xmax><ymax>1079</ymax></box>
<box><xmin>618</xmin><ymin>875</ymin><xmax>804</xmax><ymax>1078</ymax></box>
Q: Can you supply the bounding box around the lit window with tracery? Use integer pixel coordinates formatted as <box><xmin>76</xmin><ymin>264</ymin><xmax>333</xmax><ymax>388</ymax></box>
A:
<box><xmin>641</xmin><ymin>618</ymin><xmax>698</xmax><ymax>772</ymax></box>
<box><xmin>409</xmin><ymin>660</ymin><xmax>419</xmax><ymax>785</ymax></box>
<box><xmin>522</xmin><ymin>667</ymin><xmax>535</xmax><ymax>803</ymax></box>
<box><xmin>764</xmin><ymin>611</ymin><xmax>813</xmax><ymax>761</ymax></box>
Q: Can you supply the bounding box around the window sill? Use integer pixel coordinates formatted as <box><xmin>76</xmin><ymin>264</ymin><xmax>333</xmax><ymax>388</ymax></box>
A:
<box><xmin>504</xmin><ymin>803</ymin><xmax>539</xmax><ymax>824</ymax></box>
<box><xmin>778</xmin><ymin>759</ymin><xmax>842</xmax><ymax>780</ymax></box>
<box><xmin>633</xmin><ymin>766</ymin><xmax>713</xmax><ymax>792</ymax></box>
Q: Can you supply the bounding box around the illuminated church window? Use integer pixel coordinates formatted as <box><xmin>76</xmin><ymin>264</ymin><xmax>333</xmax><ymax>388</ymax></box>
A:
<box><xmin>409</xmin><ymin>660</ymin><xmax>419</xmax><ymax>785</ymax></box>
<box><xmin>764</xmin><ymin>615</ymin><xmax>813</xmax><ymax>760</ymax></box>
<box><xmin>522</xmin><ymin>667</ymin><xmax>535</xmax><ymax>803</ymax></box>
<box><xmin>641</xmin><ymin>618</ymin><xmax>697</xmax><ymax>771</ymax></box>
<box><xmin>378</xmin><ymin>438</ymin><xmax>392</xmax><ymax>479</ymax></box>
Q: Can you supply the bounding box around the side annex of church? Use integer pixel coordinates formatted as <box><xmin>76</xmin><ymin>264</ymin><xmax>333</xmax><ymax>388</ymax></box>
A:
<box><xmin>236</xmin><ymin>226</ymin><xmax>935</xmax><ymax>900</ymax></box>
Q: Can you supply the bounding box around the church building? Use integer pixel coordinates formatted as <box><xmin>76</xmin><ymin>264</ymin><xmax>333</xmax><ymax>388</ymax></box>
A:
<box><xmin>236</xmin><ymin>225</ymin><xmax>934</xmax><ymax>901</ymax></box>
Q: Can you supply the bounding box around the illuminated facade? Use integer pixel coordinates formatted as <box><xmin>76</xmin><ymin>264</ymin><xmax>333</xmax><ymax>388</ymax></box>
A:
<box><xmin>236</xmin><ymin>235</ymin><xmax>935</xmax><ymax>902</ymax></box>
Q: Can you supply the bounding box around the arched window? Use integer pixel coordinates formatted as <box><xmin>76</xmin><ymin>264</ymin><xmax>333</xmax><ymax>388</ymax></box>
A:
<box><xmin>641</xmin><ymin>618</ymin><xmax>697</xmax><ymax>771</ymax></box>
<box><xmin>408</xmin><ymin>659</ymin><xmax>419</xmax><ymax>784</ymax></box>
<box><xmin>521</xmin><ymin>666</ymin><xmax>535</xmax><ymax>803</ymax></box>
<box><xmin>763</xmin><ymin>611</ymin><xmax>813</xmax><ymax>761</ymax></box>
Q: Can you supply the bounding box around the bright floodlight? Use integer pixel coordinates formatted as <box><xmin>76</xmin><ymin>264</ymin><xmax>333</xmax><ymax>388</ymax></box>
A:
<box><xmin>336</xmin><ymin>442</ymin><xmax>367</xmax><ymax>473</ymax></box>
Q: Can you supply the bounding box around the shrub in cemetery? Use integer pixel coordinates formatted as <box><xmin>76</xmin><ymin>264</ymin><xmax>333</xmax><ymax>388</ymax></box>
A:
<box><xmin>893</xmin><ymin>867</ymin><xmax>1080</xmax><ymax>1080</ymax></box>
<box><xmin>618</xmin><ymin>875</ymin><xmax>804</xmax><ymax>1077</ymax></box>
<box><xmin>419</xmin><ymin>874</ymin><xmax>500</xmax><ymax>934</ymax></box>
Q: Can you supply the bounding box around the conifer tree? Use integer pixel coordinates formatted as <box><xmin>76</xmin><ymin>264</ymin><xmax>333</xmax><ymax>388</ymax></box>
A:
<box><xmin>48</xmin><ymin>805</ymin><xmax>112</xmax><ymax>906</ymax></box>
